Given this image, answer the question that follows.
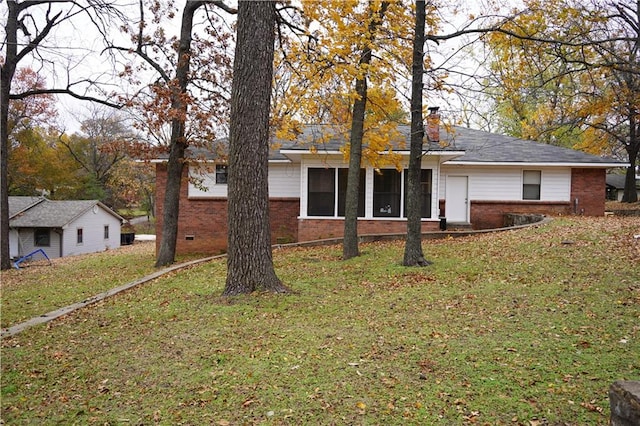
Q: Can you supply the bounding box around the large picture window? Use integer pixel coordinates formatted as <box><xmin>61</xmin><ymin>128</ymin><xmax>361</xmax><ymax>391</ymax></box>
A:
<box><xmin>337</xmin><ymin>168</ymin><xmax>365</xmax><ymax>217</ymax></box>
<box><xmin>523</xmin><ymin>170</ymin><xmax>541</xmax><ymax>200</ymax></box>
<box><xmin>403</xmin><ymin>169</ymin><xmax>432</xmax><ymax>218</ymax></box>
<box><xmin>307</xmin><ymin>168</ymin><xmax>335</xmax><ymax>216</ymax></box>
<box><xmin>373</xmin><ymin>169</ymin><xmax>402</xmax><ymax>217</ymax></box>
<box><xmin>307</xmin><ymin>167</ymin><xmax>434</xmax><ymax>219</ymax></box>
<box><xmin>308</xmin><ymin>168</ymin><xmax>365</xmax><ymax>217</ymax></box>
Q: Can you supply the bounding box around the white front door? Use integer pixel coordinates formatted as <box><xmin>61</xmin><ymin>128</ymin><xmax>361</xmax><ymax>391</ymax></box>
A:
<box><xmin>446</xmin><ymin>175</ymin><xmax>468</xmax><ymax>222</ymax></box>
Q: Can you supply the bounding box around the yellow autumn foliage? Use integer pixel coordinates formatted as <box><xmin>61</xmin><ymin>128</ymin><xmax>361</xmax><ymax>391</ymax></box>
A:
<box><xmin>271</xmin><ymin>0</ymin><xmax>437</xmax><ymax>167</ymax></box>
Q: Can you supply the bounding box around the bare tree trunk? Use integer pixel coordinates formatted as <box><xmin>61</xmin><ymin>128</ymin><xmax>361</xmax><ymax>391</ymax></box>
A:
<box><xmin>1</xmin><ymin>1</ymin><xmax>20</xmax><ymax>270</ymax></box>
<box><xmin>155</xmin><ymin>1</ymin><xmax>204</xmax><ymax>267</ymax></box>
<box><xmin>1</xmin><ymin>74</ymin><xmax>12</xmax><ymax>270</ymax></box>
<box><xmin>342</xmin><ymin>77</ymin><xmax>367</xmax><ymax>260</ymax></box>
<box><xmin>403</xmin><ymin>0</ymin><xmax>431</xmax><ymax>267</ymax></box>
<box><xmin>343</xmin><ymin>1</ymin><xmax>390</xmax><ymax>260</ymax></box>
<box><xmin>622</xmin><ymin>110</ymin><xmax>638</xmax><ymax>203</ymax></box>
<box><xmin>223</xmin><ymin>1</ymin><xmax>287</xmax><ymax>296</ymax></box>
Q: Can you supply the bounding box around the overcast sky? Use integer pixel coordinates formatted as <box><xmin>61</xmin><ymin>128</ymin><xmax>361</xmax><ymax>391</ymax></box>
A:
<box><xmin>2</xmin><ymin>0</ymin><xmax>504</xmax><ymax>135</ymax></box>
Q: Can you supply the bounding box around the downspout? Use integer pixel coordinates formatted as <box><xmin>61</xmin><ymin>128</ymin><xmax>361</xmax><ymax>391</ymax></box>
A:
<box><xmin>427</xmin><ymin>107</ymin><xmax>443</xmax><ymax>221</ymax></box>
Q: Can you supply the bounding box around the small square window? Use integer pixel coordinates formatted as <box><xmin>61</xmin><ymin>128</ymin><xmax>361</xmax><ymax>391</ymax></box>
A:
<box><xmin>77</xmin><ymin>228</ymin><xmax>83</xmax><ymax>244</ymax></box>
<box><xmin>34</xmin><ymin>228</ymin><xmax>50</xmax><ymax>247</ymax></box>
<box><xmin>104</xmin><ymin>225</ymin><xmax>109</xmax><ymax>239</ymax></box>
<box><xmin>215</xmin><ymin>165</ymin><xmax>228</xmax><ymax>184</ymax></box>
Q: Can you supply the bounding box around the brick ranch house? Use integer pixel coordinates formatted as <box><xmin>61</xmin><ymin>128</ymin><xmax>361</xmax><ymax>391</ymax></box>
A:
<box><xmin>153</xmin><ymin>124</ymin><xmax>626</xmax><ymax>256</ymax></box>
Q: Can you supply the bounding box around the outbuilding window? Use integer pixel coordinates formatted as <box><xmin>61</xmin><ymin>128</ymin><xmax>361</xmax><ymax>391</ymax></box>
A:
<box><xmin>34</xmin><ymin>228</ymin><xmax>50</xmax><ymax>247</ymax></box>
<box><xmin>77</xmin><ymin>228</ymin><xmax>83</xmax><ymax>244</ymax></box>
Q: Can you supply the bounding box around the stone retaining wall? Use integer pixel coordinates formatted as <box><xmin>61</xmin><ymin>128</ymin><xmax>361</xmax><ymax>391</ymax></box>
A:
<box><xmin>609</xmin><ymin>380</ymin><xmax>640</xmax><ymax>426</ymax></box>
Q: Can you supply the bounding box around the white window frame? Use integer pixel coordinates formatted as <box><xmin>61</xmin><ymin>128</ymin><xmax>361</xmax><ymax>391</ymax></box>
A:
<box><xmin>523</xmin><ymin>170</ymin><xmax>542</xmax><ymax>200</ymax></box>
<box><xmin>303</xmin><ymin>165</ymin><xmax>435</xmax><ymax>219</ymax></box>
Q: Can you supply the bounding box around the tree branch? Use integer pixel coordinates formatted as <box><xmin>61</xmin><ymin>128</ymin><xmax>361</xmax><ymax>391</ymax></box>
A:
<box><xmin>10</xmin><ymin>88</ymin><xmax>122</xmax><ymax>109</ymax></box>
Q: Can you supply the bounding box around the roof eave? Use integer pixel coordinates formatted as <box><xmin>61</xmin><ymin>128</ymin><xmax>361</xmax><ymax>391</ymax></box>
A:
<box><xmin>280</xmin><ymin>149</ymin><xmax>466</xmax><ymax>163</ymax></box>
<box><xmin>444</xmin><ymin>161</ymin><xmax>629</xmax><ymax>168</ymax></box>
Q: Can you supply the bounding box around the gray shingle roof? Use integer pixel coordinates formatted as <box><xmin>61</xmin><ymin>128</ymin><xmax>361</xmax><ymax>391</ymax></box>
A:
<box><xmin>279</xmin><ymin>125</ymin><xmax>623</xmax><ymax>165</ymax></box>
<box><xmin>8</xmin><ymin>196</ymin><xmax>45</xmax><ymax>218</ymax></box>
<box><xmin>9</xmin><ymin>198</ymin><xmax>122</xmax><ymax>228</ymax></box>
<box><xmin>442</xmin><ymin>126</ymin><xmax>621</xmax><ymax>164</ymax></box>
<box><xmin>168</xmin><ymin>124</ymin><xmax>624</xmax><ymax>166</ymax></box>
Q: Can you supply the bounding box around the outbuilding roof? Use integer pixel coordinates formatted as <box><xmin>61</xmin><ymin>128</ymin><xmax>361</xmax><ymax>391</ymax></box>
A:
<box><xmin>8</xmin><ymin>196</ymin><xmax>45</xmax><ymax>218</ymax></box>
<box><xmin>8</xmin><ymin>197</ymin><xmax>123</xmax><ymax>229</ymax></box>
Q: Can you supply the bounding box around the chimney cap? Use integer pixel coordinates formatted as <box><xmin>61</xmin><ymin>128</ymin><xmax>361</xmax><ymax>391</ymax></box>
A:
<box><xmin>428</xmin><ymin>106</ymin><xmax>440</xmax><ymax>114</ymax></box>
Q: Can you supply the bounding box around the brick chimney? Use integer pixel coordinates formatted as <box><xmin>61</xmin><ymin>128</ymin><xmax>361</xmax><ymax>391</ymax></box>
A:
<box><xmin>426</xmin><ymin>106</ymin><xmax>440</xmax><ymax>143</ymax></box>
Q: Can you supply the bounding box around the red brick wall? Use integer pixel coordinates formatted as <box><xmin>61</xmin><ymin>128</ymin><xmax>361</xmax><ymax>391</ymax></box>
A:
<box><xmin>297</xmin><ymin>218</ymin><xmax>439</xmax><ymax>241</ymax></box>
<box><xmin>469</xmin><ymin>201</ymin><xmax>571</xmax><ymax>229</ymax></box>
<box><xmin>436</xmin><ymin>168</ymin><xmax>607</xmax><ymax>229</ymax></box>
<box><xmin>155</xmin><ymin>164</ymin><xmax>298</xmax><ymax>256</ymax></box>
<box><xmin>156</xmin><ymin>165</ymin><xmax>607</xmax><ymax>253</ymax></box>
<box><xmin>571</xmin><ymin>168</ymin><xmax>606</xmax><ymax>216</ymax></box>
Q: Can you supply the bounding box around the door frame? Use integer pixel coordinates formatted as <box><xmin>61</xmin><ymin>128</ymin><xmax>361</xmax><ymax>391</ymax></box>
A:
<box><xmin>445</xmin><ymin>175</ymin><xmax>469</xmax><ymax>222</ymax></box>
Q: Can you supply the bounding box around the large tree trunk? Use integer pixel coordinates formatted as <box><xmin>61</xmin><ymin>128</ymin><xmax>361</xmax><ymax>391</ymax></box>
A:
<box><xmin>1</xmin><ymin>74</ymin><xmax>12</xmax><ymax>270</ymax></box>
<box><xmin>403</xmin><ymin>0</ymin><xmax>431</xmax><ymax>267</ymax></box>
<box><xmin>223</xmin><ymin>1</ymin><xmax>287</xmax><ymax>296</ymax></box>
<box><xmin>343</xmin><ymin>1</ymin><xmax>390</xmax><ymax>260</ymax></box>
<box><xmin>155</xmin><ymin>1</ymin><xmax>203</xmax><ymax>267</ymax></box>
<box><xmin>0</xmin><ymin>0</ymin><xmax>19</xmax><ymax>270</ymax></box>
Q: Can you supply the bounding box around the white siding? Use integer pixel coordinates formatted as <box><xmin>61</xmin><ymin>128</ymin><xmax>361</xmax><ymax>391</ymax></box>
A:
<box><xmin>439</xmin><ymin>165</ymin><xmax>571</xmax><ymax>201</ymax></box>
<box><xmin>539</xmin><ymin>168</ymin><xmax>571</xmax><ymax>200</ymax></box>
<box><xmin>188</xmin><ymin>166</ymin><xmax>227</xmax><ymax>198</ymax></box>
<box><xmin>15</xmin><ymin>228</ymin><xmax>61</xmax><ymax>259</ymax></box>
<box><xmin>268</xmin><ymin>163</ymin><xmax>300</xmax><ymax>197</ymax></box>
<box><xmin>9</xmin><ymin>229</ymin><xmax>19</xmax><ymax>259</ymax></box>
<box><xmin>188</xmin><ymin>163</ymin><xmax>300</xmax><ymax>198</ymax></box>
<box><xmin>62</xmin><ymin>208</ymin><xmax>121</xmax><ymax>257</ymax></box>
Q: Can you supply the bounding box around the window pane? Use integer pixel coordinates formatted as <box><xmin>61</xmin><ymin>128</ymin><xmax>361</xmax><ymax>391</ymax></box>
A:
<box><xmin>308</xmin><ymin>168</ymin><xmax>335</xmax><ymax>216</ymax></box>
<box><xmin>34</xmin><ymin>229</ymin><xmax>50</xmax><ymax>247</ymax></box>
<box><xmin>215</xmin><ymin>165</ymin><xmax>228</xmax><ymax>184</ymax></box>
<box><xmin>403</xmin><ymin>169</ymin><xmax>433</xmax><ymax>218</ymax></box>
<box><xmin>104</xmin><ymin>225</ymin><xmax>109</xmax><ymax>239</ymax></box>
<box><xmin>523</xmin><ymin>170</ymin><xmax>541</xmax><ymax>184</ymax></box>
<box><xmin>77</xmin><ymin>228</ymin><xmax>83</xmax><ymax>244</ymax></box>
<box><xmin>523</xmin><ymin>170</ymin><xmax>541</xmax><ymax>200</ymax></box>
<box><xmin>374</xmin><ymin>169</ymin><xmax>401</xmax><ymax>217</ymax></box>
<box><xmin>337</xmin><ymin>168</ymin><xmax>365</xmax><ymax>217</ymax></box>
<box><xmin>523</xmin><ymin>184</ymin><xmax>541</xmax><ymax>200</ymax></box>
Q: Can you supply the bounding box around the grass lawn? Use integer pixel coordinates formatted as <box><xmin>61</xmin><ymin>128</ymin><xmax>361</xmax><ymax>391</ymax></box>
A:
<box><xmin>1</xmin><ymin>242</ymin><xmax>158</xmax><ymax>329</ymax></box>
<box><xmin>1</xmin><ymin>216</ymin><xmax>639</xmax><ymax>425</ymax></box>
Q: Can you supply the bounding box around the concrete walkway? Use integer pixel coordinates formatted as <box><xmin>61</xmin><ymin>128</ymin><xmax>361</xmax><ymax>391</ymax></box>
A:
<box><xmin>1</xmin><ymin>255</ymin><xmax>222</xmax><ymax>339</ymax></box>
